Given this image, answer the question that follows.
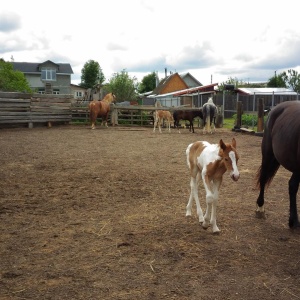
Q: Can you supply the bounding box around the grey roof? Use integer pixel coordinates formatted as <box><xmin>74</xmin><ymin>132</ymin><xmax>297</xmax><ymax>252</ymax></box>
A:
<box><xmin>180</xmin><ymin>72</ymin><xmax>202</xmax><ymax>86</ymax></box>
<box><xmin>237</xmin><ymin>87</ymin><xmax>297</xmax><ymax>95</ymax></box>
<box><xmin>12</xmin><ymin>61</ymin><xmax>73</xmax><ymax>74</ymax></box>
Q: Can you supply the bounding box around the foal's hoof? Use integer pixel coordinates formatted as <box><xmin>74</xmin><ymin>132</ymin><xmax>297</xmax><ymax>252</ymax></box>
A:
<box><xmin>255</xmin><ymin>211</ymin><xmax>266</xmax><ymax>219</ymax></box>
<box><xmin>202</xmin><ymin>223</ymin><xmax>209</xmax><ymax>230</ymax></box>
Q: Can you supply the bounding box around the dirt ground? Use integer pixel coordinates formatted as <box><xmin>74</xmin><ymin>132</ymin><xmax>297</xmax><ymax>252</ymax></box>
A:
<box><xmin>1</xmin><ymin>124</ymin><xmax>300</xmax><ymax>300</ymax></box>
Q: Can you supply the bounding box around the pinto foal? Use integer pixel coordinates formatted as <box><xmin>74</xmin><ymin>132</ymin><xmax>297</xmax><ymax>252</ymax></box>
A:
<box><xmin>186</xmin><ymin>138</ymin><xmax>240</xmax><ymax>233</ymax></box>
<box><xmin>153</xmin><ymin>110</ymin><xmax>174</xmax><ymax>133</ymax></box>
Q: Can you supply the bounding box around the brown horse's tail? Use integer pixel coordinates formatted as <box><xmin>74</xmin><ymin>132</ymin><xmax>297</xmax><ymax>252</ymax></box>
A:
<box><xmin>89</xmin><ymin>101</ymin><xmax>99</xmax><ymax>121</ymax></box>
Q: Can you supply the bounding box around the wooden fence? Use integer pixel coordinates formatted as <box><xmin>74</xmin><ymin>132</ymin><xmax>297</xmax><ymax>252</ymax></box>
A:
<box><xmin>72</xmin><ymin>104</ymin><xmax>157</xmax><ymax>126</ymax></box>
<box><xmin>0</xmin><ymin>93</ymin><xmax>72</xmax><ymax>128</ymax></box>
<box><xmin>0</xmin><ymin>94</ymin><xmax>215</xmax><ymax>129</ymax></box>
<box><xmin>71</xmin><ymin>103</ymin><xmax>206</xmax><ymax>127</ymax></box>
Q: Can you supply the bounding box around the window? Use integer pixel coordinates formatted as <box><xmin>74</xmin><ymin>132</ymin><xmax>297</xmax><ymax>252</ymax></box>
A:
<box><xmin>76</xmin><ymin>91</ymin><xmax>83</xmax><ymax>97</ymax></box>
<box><xmin>41</xmin><ymin>68</ymin><xmax>56</xmax><ymax>81</ymax></box>
<box><xmin>53</xmin><ymin>90</ymin><xmax>60</xmax><ymax>95</ymax></box>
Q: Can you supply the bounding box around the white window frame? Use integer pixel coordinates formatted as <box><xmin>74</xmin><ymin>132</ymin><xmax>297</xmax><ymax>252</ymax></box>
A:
<box><xmin>76</xmin><ymin>91</ymin><xmax>83</xmax><ymax>97</ymax></box>
<box><xmin>41</xmin><ymin>68</ymin><xmax>56</xmax><ymax>81</ymax></box>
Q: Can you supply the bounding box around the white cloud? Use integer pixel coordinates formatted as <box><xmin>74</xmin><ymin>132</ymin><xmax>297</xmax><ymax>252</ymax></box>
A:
<box><xmin>1</xmin><ymin>0</ymin><xmax>300</xmax><ymax>85</ymax></box>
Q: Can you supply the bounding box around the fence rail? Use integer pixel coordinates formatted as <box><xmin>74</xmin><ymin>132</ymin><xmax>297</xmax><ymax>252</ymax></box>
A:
<box><xmin>1</xmin><ymin>92</ymin><xmax>299</xmax><ymax>129</ymax></box>
<box><xmin>0</xmin><ymin>93</ymin><xmax>72</xmax><ymax>128</ymax></box>
<box><xmin>71</xmin><ymin>104</ymin><xmax>204</xmax><ymax>127</ymax></box>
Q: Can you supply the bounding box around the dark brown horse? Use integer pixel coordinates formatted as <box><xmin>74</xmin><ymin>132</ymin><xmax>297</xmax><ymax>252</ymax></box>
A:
<box><xmin>89</xmin><ymin>93</ymin><xmax>116</xmax><ymax>129</ymax></box>
<box><xmin>256</xmin><ymin>100</ymin><xmax>300</xmax><ymax>229</ymax></box>
<box><xmin>173</xmin><ymin>109</ymin><xmax>203</xmax><ymax>133</ymax></box>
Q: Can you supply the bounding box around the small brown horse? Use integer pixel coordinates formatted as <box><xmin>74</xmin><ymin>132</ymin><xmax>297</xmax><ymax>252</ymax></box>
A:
<box><xmin>89</xmin><ymin>93</ymin><xmax>116</xmax><ymax>129</ymax></box>
<box><xmin>173</xmin><ymin>109</ymin><xmax>203</xmax><ymax>133</ymax></box>
<box><xmin>256</xmin><ymin>100</ymin><xmax>300</xmax><ymax>229</ymax></box>
<box><xmin>153</xmin><ymin>110</ymin><xmax>174</xmax><ymax>133</ymax></box>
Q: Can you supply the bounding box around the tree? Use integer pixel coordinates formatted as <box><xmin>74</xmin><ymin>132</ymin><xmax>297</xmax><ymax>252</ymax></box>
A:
<box><xmin>267</xmin><ymin>72</ymin><xmax>286</xmax><ymax>88</ymax></box>
<box><xmin>218</xmin><ymin>77</ymin><xmax>244</xmax><ymax>93</ymax></box>
<box><xmin>80</xmin><ymin>60</ymin><xmax>105</xmax><ymax>89</ymax></box>
<box><xmin>107</xmin><ymin>69</ymin><xmax>138</xmax><ymax>102</ymax></box>
<box><xmin>138</xmin><ymin>72</ymin><xmax>157</xmax><ymax>93</ymax></box>
<box><xmin>0</xmin><ymin>59</ymin><xmax>32</xmax><ymax>92</ymax></box>
<box><xmin>282</xmin><ymin>69</ymin><xmax>300</xmax><ymax>93</ymax></box>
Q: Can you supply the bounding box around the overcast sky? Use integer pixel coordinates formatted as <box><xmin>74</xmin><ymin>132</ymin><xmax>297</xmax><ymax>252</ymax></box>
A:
<box><xmin>1</xmin><ymin>0</ymin><xmax>300</xmax><ymax>86</ymax></box>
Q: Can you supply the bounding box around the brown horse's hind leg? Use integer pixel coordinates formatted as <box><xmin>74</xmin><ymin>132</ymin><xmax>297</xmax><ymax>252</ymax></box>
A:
<box><xmin>255</xmin><ymin>154</ymin><xmax>280</xmax><ymax>218</ymax></box>
<box><xmin>288</xmin><ymin>173</ymin><xmax>300</xmax><ymax>228</ymax></box>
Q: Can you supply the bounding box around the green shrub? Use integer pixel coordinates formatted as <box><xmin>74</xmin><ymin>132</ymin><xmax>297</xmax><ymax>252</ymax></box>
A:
<box><xmin>232</xmin><ymin>113</ymin><xmax>268</xmax><ymax>127</ymax></box>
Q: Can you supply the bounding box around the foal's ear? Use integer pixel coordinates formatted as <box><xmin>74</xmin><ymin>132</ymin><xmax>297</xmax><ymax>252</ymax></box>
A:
<box><xmin>219</xmin><ymin>139</ymin><xmax>226</xmax><ymax>150</ymax></box>
<box><xmin>232</xmin><ymin>138</ymin><xmax>237</xmax><ymax>149</ymax></box>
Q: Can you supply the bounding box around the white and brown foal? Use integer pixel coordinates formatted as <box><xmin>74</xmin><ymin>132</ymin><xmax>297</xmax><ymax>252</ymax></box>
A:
<box><xmin>153</xmin><ymin>110</ymin><xmax>174</xmax><ymax>133</ymax></box>
<box><xmin>186</xmin><ymin>138</ymin><xmax>240</xmax><ymax>233</ymax></box>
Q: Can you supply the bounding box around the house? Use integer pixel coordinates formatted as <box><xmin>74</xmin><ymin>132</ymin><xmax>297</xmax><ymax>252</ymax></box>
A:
<box><xmin>146</xmin><ymin>72</ymin><xmax>216</xmax><ymax>107</ymax></box>
<box><xmin>70</xmin><ymin>84</ymin><xmax>86</xmax><ymax>101</ymax></box>
<box><xmin>152</xmin><ymin>72</ymin><xmax>189</xmax><ymax>96</ymax></box>
<box><xmin>12</xmin><ymin>60</ymin><xmax>73</xmax><ymax>95</ymax></box>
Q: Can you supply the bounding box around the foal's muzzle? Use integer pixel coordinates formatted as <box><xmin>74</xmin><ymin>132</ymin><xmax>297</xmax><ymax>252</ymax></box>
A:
<box><xmin>231</xmin><ymin>173</ymin><xmax>240</xmax><ymax>181</ymax></box>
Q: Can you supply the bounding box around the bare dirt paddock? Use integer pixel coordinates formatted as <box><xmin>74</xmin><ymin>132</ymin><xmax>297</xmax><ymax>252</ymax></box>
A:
<box><xmin>1</xmin><ymin>125</ymin><xmax>300</xmax><ymax>300</ymax></box>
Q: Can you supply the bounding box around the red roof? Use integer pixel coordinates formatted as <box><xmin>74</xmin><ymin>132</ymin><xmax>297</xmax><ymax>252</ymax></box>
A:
<box><xmin>173</xmin><ymin>83</ymin><xmax>218</xmax><ymax>96</ymax></box>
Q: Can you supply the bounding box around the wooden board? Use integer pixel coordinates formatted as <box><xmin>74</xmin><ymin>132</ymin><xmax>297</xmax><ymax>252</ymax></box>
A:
<box><xmin>240</xmin><ymin>127</ymin><xmax>255</xmax><ymax>134</ymax></box>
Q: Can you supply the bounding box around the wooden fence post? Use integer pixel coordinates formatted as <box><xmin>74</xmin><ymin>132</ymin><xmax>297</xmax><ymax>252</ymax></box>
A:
<box><xmin>236</xmin><ymin>101</ymin><xmax>242</xmax><ymax>129</ymax></box>
<box><xmin>215</xmin><ymin>105</ymin><xmax>223</xmax><ymax>128</ymax></box>
<box><xmin>257</xmin><ymin>98</ymin><xmax>264</xmax><ymax>132</ymax></box>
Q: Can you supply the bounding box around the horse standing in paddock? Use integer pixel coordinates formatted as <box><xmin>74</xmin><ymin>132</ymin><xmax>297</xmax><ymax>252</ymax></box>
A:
<box><xmin>202</xmin><ymin>98</ymin><xmax>218</xmax><ymax>134</ymax></box>
<box><xmin>256</xmin><ymin>101</ymin><xmax>300</xmax><ymax>229</ymax></box>
<box><xmin>153</xmin><ymin>110</ymin><xmax>174</xmax><ymax>133</ymax></box>
<box><xmin>89</xmin><ymin>93</ymin><xmax>116</xmax><ymax>129</ymax></box>
<box><xmin>186</xmin><ymin>138</ymin><xmax>240</xmax><ymax>233</ymax></box>
<box><xmin>173</xmin><ymin>109</ymin><xmax>203</xmax><ymax>133</ymax></box>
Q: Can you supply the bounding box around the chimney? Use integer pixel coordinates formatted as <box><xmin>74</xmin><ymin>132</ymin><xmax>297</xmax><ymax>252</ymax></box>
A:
<box><xmin>165</xmin><ymin>68</ymin><xmax>167</xmax><ymax>78</ymax></box>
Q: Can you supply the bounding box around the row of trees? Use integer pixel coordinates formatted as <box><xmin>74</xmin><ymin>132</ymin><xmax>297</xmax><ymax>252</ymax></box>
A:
<box><xmin>1</xmin><ymin>57</ymin><xmax>300</xmax><ymax>101</ymax></box>
<box><xmin>80</xmin><ymin>60</ymin><xmax>156</xmax><ymax>102</ymax></box>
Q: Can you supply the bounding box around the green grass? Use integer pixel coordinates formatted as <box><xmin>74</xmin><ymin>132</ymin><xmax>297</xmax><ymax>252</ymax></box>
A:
<box><xmin>223</xmin><ymin>118</ymin><xmax>235</xmax><ymax>130</ymax></box>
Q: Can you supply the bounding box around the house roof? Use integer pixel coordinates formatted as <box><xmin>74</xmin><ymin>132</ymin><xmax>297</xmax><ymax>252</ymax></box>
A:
<box><xmin>180</xmin><ymin>72</ymin><xmax>202</xmax><ymax>87</ymax></box>
<box><xmin>236</xmin><ymin>87</ymin><xmax>297</xmax><ymax>95</ymax></box>
<box><xmin>12</xmin><ymin>61</ymin><xmax>73</xmax><ymax>74</ymax></box>
<box><xmin>148</xmin><ymin>83</ymin><xmax>218</xmax><ymax>98</ymax></box>
<box><xmin>173</xmin><ymin>83</ymin><xmax>218</xmax><ymax>96</ymax></box>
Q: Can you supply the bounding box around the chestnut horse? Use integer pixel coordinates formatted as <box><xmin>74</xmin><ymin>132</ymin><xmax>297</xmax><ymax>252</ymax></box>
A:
<box><xmin>89</xmin><ymin>93</ymin><xmax>116</xmax><ymax>129</ymax></box>
<box><xmin>256</xmin><ymin>100</ymin><xmax>300</xmax><ymax>229</ymax></box>
<box><xmin>186</xmin><ymin>138</ymin><xmax>240</xmax><ymax>233</ymax></box>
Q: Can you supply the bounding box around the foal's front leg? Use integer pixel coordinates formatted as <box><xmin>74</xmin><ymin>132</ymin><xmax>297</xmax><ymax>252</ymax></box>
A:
<box><xmin>202</xmin><ymin>176</ymin><xmax>221</xmax><ymax>233</ymax></box>
<box><xmin>186</xmin><ymin>176</ymin><xmax>204</xmax><ymax>223</ymax></box>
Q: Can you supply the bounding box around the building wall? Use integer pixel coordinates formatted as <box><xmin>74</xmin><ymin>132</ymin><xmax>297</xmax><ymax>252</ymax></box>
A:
<box><xmin>25</xmin><ymin>73</ymin><xmax>72</xmax><ymax>94</ymax></box>
<box><xmin>161</xmin><ymin>74</ymin><xmax>188</xmax><ymax>94</ymax></box>
<box><xmin>70</xmin><ymin>85</ymin><xmax>86</xmax><ymax>101</ymax></box>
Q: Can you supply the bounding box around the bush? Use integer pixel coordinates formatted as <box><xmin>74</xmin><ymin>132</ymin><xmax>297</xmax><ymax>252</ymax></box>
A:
<box><xmin>232</xmin><ymin>114</ymin><xmax>267</xmax><ymax>127</ymax></box>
